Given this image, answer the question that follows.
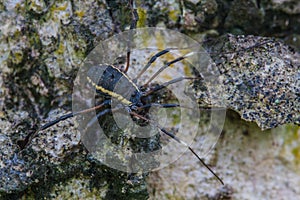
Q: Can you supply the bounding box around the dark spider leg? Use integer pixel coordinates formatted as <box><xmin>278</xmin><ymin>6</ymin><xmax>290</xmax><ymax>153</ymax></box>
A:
<box><xmin>138</xmin><ymin>103</ymin><xmax>216</xmax><ymax>113</ymax></box>
<box><xmin>139</xmin><ymin>103</ymin><xmax>180</xmax><ymax>109</ymax></box>
<box><xmin>141</xmin><ymin>76</ymin><xmax>226</xmax><ymax>112</ymax></box>
<box><xmin>18</xmin><ymin>100</ymin><xmax>111</xmax><ymax>149</ymax></box>
<box><xmin>140</xmin><ymin>103</ymin><xmax>225</xmax><ymax>111</ymax></box>
<box><xmin>136</xmin><ymin>39</ymin><xmax>272</xmax><ymax>84</ymax></box>
<box><xmin>40</xmin><ymin>99</ymin><xmax>111</xmax><ymax>131</ymax></box>
<box><xmin>143</xmin><ymin>52</ymin><xmax>195</xmax><ymax>86</ymax></box>
<box><xmin>124</xmin><ymin>0</ymin><xmax>139</xmax><ymax>73</ymax></box>
<box><xmin>129</xmin><ymin>111</ymin><xmax>224</xmax><ymax>185</ymax></box>
<box><xmin>141</xmin><ymin>77</ymin><xmax>226</xmax><ymax>114</ymax></box>
<box><xmin>143</xmin><ymin>76</ymin><xmax>199</xmax><ymax>96</ymax></box>
<box><xmin>133</xmin><ymin>48</ymin><xmax>172</xmax><ymax>81</ymax></box>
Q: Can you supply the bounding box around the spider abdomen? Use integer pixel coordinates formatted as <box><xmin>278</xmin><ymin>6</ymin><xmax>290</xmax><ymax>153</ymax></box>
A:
<box><xmin>86</xmin><ymin>65</ymin><xmax>142</xmax><ymax>106</ymax></box>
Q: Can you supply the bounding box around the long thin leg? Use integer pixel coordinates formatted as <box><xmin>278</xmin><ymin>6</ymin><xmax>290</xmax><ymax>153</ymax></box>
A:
<box><xmin>143</xmin><ymin>76</ymin><xmax>199</xmax><ymax>96</ymax></box>
<box><xmin>135</xmin><ymin>39</ymin><xmax>272</xmax><ymax>84</ymax></box>
<box><xmin>133</xmin><ymin>48</ymin><xmax>173</xmax><ymax>81</ymax></box>
<box><xmin>124</xmin><ymin>0</ymin><xmax>139</xmax><ymax>73</ymax></box>
<box><xmin>139</xmin><ymin>103</ymin><xmax>225</xmax><ymax>112</ymax></box>
<box><xmin>138</xmin><ymin>103</ymin><xmax>180</xmax><ymax>109</ymax></box>
<box><xmin>39</xmin><ymin>112</ymin><xmax>74</xmax><ymax>131</ymax></box>
<box><xmin>129</xmin><ymin>111</ymin><xmax>224</xmax><ymax>185</ymax></box>
<box><xmin>18</xmin><ymin>100</ymin><xmax>111</xmax><ymax>149</ymax></box>
<box><xmin>40</xmin><ymin>100</ymin><xmax>111</xmax><ymax>131</ymax></box>
<box><xmin>143</xmin><ymin>52</ymin><xmax>195</xmax><ymax>86</ymax></box>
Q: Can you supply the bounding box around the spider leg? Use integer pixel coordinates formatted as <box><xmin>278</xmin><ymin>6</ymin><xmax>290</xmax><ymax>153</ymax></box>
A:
<box><xmin>39</xmin><ymin>112</ymin><xmax>74</xmax><ymax>131</ymax></box>
<box><xmin>143</xmin><ymin>52</ymin><xmax>195</xmax><ymax>86</ymax></box>
<box><xmin>129</xmin><ymin>0</ymin><xmax>138</xmax><ymax>30</ymax></box>
<box><xmin>129</xmin><ymin>111</ymin><xmax>224</xmax><ymax>185</ymax></box>
<box><xmin>143</xmin><ymin>76</ymin><xmax>199</xmax><ymax>96</ymax></box>
<box><xmin>139</xmin><ymin>103</ymin><xmax>180</xmax><ymax>109</ymax></box>
<box><xmin>139</xmin><ymin>103</ymin><xmax>222</xmax><ymax>112</ymax></box>
<box><xmin>141</xmin><ymin>76</ymin><xmax>226</xmax><ymax>113</ymax></box>
<box><xmin>40</xmin><ymin>99</ymin><xmax>111</xmax><ymax>131</ymax></box>
<box><xmin>18</xmin><ymin>100</ymin><xmax>111</xmax><ymax>149</ymax></box>
<box><xmin>135</xmin><ymin>38</ymin><xmax>272</xmax><ymax>81</ymax></box>
<box><xmin>140</xmin><ymin>102</ymin><xmax>225</xmax><ymax>114</ymax></box>
<box><xmin>160</xmin><ymin>128</ymin><xmax>224</xmax><ymax>185</ymax></box>
<box><xmin>133</xmin><ymin>48</ymin><xmax>172</xmax><ymax>81</ymax></box>
<box><xmin>124</xmin><ymin>0</ymin><xmax>139</xmax><ymax>73</ymax></box>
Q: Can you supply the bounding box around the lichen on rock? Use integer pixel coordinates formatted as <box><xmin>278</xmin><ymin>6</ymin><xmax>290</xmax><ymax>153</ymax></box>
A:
<box><xmin>202</xmin><ymin>34</ymin><xmax>299</xmax><ymax>130</ymax></box>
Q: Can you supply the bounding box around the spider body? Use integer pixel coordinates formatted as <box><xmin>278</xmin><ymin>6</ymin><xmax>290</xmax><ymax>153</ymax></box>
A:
<box><xmin>86</xmin><ymin>64</ymin><xmax>142</xmax><ymax>107</ymax></box>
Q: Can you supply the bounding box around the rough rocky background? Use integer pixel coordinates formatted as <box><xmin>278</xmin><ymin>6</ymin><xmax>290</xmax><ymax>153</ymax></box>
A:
<box><xmin>0</xmin><ymin>0</ymin><xmax>299</xmax><ymax>199</ymax></box>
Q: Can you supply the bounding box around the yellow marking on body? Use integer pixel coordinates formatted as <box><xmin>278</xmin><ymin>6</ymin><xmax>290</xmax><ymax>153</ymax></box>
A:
<box><xmin>110</xmin><ymin>65</ymin><xmax>139</xmax><ymax>91</ymax></box>
<box><xmin>87</xmin><ymin>77</ymin><xmax>132</xmax><ymax>106</ymax></box>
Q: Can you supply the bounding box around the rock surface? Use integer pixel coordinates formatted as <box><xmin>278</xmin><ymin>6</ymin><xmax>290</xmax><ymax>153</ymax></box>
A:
<box><xmin>0</xmin><ymin>0</ymin><xmax>299</xmax><ymax>199</ymax></box>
